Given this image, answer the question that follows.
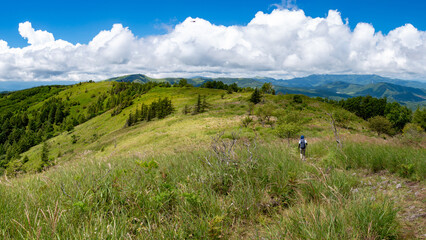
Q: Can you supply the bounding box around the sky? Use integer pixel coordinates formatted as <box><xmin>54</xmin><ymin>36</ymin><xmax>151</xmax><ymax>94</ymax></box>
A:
<box><xmin>0</xmin><ymin>0</ymin><xmax>425</xmax><ymax>82</ymax></box>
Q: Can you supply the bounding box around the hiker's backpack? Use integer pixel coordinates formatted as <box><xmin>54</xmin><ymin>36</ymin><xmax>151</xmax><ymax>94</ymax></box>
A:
<box><xmin>300</xmin><ymin>139</ymin><xmax>306</xmax><ymax>149</ymax></box>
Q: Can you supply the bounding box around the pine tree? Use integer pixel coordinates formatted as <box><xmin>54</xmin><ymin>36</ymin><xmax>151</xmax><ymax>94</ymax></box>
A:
<box><xmin>182</xmin><ymin>105</ymin><xmax>190</xmax><ymax>115</ymax></box>
<box><xmin>41</xmin><ymin>142</ymin><xmax>49</xmax><ymax>166</ymax></box>
<box><xmin>201</xmin><ymin>95</ymin><xmax>208</xmax><ymax>113</ymax></box>
<box><xmin>135</xmin><ymin>107</ymin><xmax>141</xmax><ymax>122</ymax></box>
<box><xmin>193</xmin><ymin>94</ymin><xmax>201</xmax><ymax>114</ymax></box>
<box><xmin>147</xmin><ymin>108</ymin><xmax>153</xmax><ymax>121</ymax></box>
<box><xmin>250</xmin><ymin>88</ymin><xmax>262</xmax><ymax>104</ymax></box>
<box><xmin>54</xmin><ymin>107</ymin><xmax>64</xmax><ymax>124</ymax></box>
<box><xmin>140</xmin><ymin>104</ymin><xmax>147</xmax><ymax>121</ymax></box>
<box><xmin>166</xmin><ymin>98</ymin><xmax>173</xmax><ymax>115</ymax></box>
<box><xmin>157</xmin><ymin>98</ymin><xmax>165</xmax><ymax>119</ymax></box>
<box><xmin>126</xmin><ymin>112</ymin><xmax>134</xmax><ymax>127</ymax></box>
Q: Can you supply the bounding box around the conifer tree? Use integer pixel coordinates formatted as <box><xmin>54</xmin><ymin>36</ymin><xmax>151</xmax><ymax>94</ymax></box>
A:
<box><xmin>147</xmin><ymin>108</ymin><xmax>153</xmax><ymax>121</ymax></box>
<box><xmin>135</xmin><ymin>107</ymin><xmax>141</xmax><ymax>122</ymax></box>
<box><xmin>41</xmin><ymin>141</ymin><xmax>49</xmax><ymax>166</ymax></box>
<box><xmin>250</xmin><ymin>88</ymin><xmax>262</xmax><ymax>104</ymax></box>
<box><xmin>182</xmin><ymin>105</ymin><xmax>190</xmax><ymax>115</ymax></box>
<box><xmin>193</xmin><ymin>94</ymin><xmax>202</xmax><ymax>114</ymax></box>
<box><xmin>201</xmin><ymin>95</ymin><xmax>208</xmax><ymax>112</ymax></box>
<box><xmin>141</xmin><ymin>104</ymin><xmax>147</xmax><ymax>121</ymax></box>
<box><xmin>126</xmin><ymin>112</ymin><xmax>134</xmax><ymax>127</ymax></box>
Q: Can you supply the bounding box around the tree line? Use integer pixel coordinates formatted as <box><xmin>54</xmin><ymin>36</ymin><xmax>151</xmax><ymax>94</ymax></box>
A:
<box><xmin>318</xmin><ymin>95</ymin><xmax>425</xmax><ymax>133</ymax></box>
<box><xmin>125</xmin><ymin>97</ymin><xmax>174</xmax><ymax>127</ymax></box>
<box><xmin>250</xmin><ymin>83</ymin><xmax>276</xmax><ymax>104</ymax></box>
<box><xmin>200</xmin><ymin>81</ymin><xmax>243</xmax><ymax>93</ymax></box>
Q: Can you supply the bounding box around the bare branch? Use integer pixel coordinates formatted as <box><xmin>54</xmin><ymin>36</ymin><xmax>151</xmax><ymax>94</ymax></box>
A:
<box><xmin>326</xmin><ymin>112</ymin><xmax>342</xmax><ymax>148</ymax></box>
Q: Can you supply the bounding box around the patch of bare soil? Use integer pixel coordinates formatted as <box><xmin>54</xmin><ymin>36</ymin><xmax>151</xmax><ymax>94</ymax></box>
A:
<box><xmin>357</xmin><ymin>170</ymin><xmax>425</xmax><ymax>239</ymax></box>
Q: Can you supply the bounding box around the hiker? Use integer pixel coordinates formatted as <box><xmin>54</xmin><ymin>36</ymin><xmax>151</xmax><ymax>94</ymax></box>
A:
<box><xmin>298</xmin><ymin>135</ymin><xmax>307</xmax><ymax>161</ymax></box>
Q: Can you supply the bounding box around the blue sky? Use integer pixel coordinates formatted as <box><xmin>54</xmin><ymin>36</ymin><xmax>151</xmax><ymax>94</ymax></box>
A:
<box><xmin>0</xmin><ymin>0</ymin><xmax>425</xmax><ymax>81</ymax></box>
<box><xmin>1</xmin><ymin>0</ymin><xmax>425</xmax><ymax>47</ymax></box>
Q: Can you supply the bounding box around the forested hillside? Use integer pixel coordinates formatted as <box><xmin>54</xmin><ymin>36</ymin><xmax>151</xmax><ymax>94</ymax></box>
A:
<box><xmin>0</xmin><ymin>81</ymin><xmax>175</xmax><ymax>172</ymax></box>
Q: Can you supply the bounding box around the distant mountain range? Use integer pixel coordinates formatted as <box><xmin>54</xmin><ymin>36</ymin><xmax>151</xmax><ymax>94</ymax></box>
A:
<box><xmin>0</xmin><ymin>81</ymin><xmax>77</xmax><ymax>92</ymax></box>
<box><xmin>106</xmin><ymin>74</ymin><xmax>426</xmax><ymax>108</ymax></box>
<box><xmin>258</xmin><ymin>74</ymin><xmax>426</xmax><ymax>89</ymax></box>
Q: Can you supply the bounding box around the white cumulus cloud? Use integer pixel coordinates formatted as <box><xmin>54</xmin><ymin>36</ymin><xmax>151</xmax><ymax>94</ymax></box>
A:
<box><xmin>18</xmin><ymin>21</ymin><xmax>55</xmax><ymax>46</ymax></box>
<box><xmin>0</xmin><ymin>9</ymin><xmax>425</xmax><ymax>82</ymax></box>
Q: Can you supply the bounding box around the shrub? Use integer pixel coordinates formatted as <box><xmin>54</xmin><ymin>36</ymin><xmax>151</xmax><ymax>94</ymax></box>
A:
<box><xmin>413</xmin><ymin>107</ymin><xmax>426</xmax><ymax>130</ymax></box>
<box><xmin>71</xmin><ymin>134</ymin><xmax>78</xmax><ymax>144</ymax></box>
<box><xmin>261</xmin><ymin>83</ymin><xmax>274</xmax><ymax>94</ymax></box>
<box><xmin>368</xmin><ymin>116</ymin><xmax>392</xmax><ymax>136</ymax></box>
<box><xmin>241</xmin><ymin>116</ymin><xmax>253</xmax><ymax>128</ymax></box>
<box><xmin>333</xmin><ymin>108</ymin><xmax>355</xmax><ymax>128</ymax></box>
<box><xmin>293</xmin><ymin>95</ymin><xmax>302</xmax><ymax>104</ymax></box>
<box><xmin>401</xmin><ymin>123</ymin><xmax>424</xmax><ymax>145</ymax></box>
<box><xmin>275</xmin><ymin>122</ymin><xmax>301</xmax><ymax>144</ymax></box>
<box><xmin>247</xmin><ymin>102</ymin><xmax>255</xmax><ymax>115</ymax></box>
<box><xmin>255</xmin><ymin>103</ymin><xmax>275</xmax><ymax>127</ymax></box>
<box><xmin>399</xmin><ymin>163</ymin><xmax>415</xmax><ymax>178</ymax></box>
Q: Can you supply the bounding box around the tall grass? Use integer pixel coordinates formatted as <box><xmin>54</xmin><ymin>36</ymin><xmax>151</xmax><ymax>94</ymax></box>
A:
<box><xmin>266</xmin><ymin>198</ymin><xmax>399</xmax><ymax>240</ymax></box>
<box><xmin>0</xmin><ymin>139</ymin><xmax>401</xmax><ymax>239</ymax></box>
<box><xmin>329</xmin><ymin>142</ymin><xmax>426</xmax><ymax>180</ymax></box>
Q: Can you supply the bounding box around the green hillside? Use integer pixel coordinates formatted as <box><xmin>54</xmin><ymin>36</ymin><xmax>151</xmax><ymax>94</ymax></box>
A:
<box><xmin>0</xmin><ymin>82</ymin><xmax>425</xmax><ymax>239</ymax></box>
<box><xmin>106</xmin><ymin>74</ymin><xmax>159</xmax><ymax>83</ymax></box>
<box><xmin>106</xmin><ymin>74</ymin><xmax>206</xmax><ymax>86</ymax></box>
<box><xmin>103</xmin><ymin>74</ymin><xmax>426</xmax><ymax>108</ymax></box>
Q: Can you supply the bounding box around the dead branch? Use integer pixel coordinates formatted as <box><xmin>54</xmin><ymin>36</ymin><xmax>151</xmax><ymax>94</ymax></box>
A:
<box><xmin>326</xmin><ymin>112</ymin><xmax>342</xmax><ymax>148</ymax></box>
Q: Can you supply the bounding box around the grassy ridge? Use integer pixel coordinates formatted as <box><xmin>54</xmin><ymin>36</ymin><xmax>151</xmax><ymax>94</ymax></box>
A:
<box><xmin>18</xmin><ymin>87</ymin><xmax>361</xmax><ymax>173</ymax></box>
<box><xmin>1</xmin><ymin>82</ymin><xmax>424</xmax><ymax>238</ymax></box>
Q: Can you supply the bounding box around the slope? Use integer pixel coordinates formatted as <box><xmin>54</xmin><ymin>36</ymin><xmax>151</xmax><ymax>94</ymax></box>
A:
<box><xmin>18</xmin><ymin>86</ymin><xmax>349</xmax><ymax>170</ymax></box>
<box><xmin>0</xmin><ymin>83</ymin><xmax>425</xmax><ymax>239</ymax></box>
